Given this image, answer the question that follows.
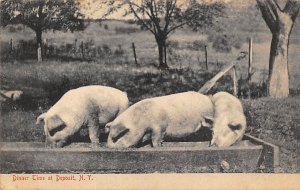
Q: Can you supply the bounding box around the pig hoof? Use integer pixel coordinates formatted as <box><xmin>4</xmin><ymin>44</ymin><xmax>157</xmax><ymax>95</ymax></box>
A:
<box><xmin>47</xmin><ymin>143</ymin><xmax>56</xmax><ymax>149</ymax></box>
<box><xmin>56</xmin><ymin>141</ymin><xmax>65</xmax><ymax>148</ymax></box>
<box><xmin>91</xmin><ymin>142</ymin><xmax>100</xmax><ymax>150</ymax></box>
<box><xmin>45</xmin><ymin>143</ymin><xmax>52</xmax><ymax>148</ymax></box>
<box><xmin>152</xmin><ymin>142</ymin><xmax>163</xmax><ymax>148</ymax></box>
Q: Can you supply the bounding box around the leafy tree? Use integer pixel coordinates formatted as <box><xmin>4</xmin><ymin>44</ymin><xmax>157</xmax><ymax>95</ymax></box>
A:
<box><xmin>0</xmin><ymin>0</ymin><xmax>85</xmax><ymax>61</ymax></box>
<box><xmin>104</xmin><ymin>0</ymin><xmax>225</xmax><ymax>69</ymax></box>
<box><xmin>256</xmin><ymin>0</ymin><xmax>300</xmax><ymax>98</ymax></box>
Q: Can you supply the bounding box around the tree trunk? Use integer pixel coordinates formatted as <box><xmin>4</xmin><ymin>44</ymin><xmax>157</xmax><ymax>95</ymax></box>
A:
<box><xmin>36</xmin><ymin>29</ymin><xmax>43</xmax><ymax>62</ymax></box>
<box><xmin>164</xmin><ymin>44</ymin><xmax>167</xmax><ymax>67</ymax></box>
<box><xmin>156</xmin><ymin>37</ymin><xmax>168</xmax><ymax>69</ymax></box>
<box><xmin>36</xmin><ymin>1</ymin><xmax>43</xmax><ymax>62</ymax></box>
<box><xmin>268</xmin><ymin>30</ymin><xmax>290</xmax><ymax>98</ymax></box>
<box><xmin>256</xmin><ymin>0</ymin><xmax>300</xmax><ymax>98</ymax></box>
<box><xmin>268</xmin><ymin>12</ymin><xmax>295</xmax><ymax>98</ymax></box>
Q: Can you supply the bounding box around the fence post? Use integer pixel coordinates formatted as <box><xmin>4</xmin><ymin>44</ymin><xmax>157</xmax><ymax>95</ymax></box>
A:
<box><xmin>205</xmin><ymin>45</ymin><xmax>208</xmax><ymax>70</ymax></box>
<box><xmin>81</xmin><ymin>41</ymin><xmax>84</xmax><ymax>59</ymax></box>
<box><xmin>248</xmin><ymin>38</ymin><xmax>253</xmax><ymax>99</ymax></box>
<box><xmin>132</xmin><ymin>42</ymin><xmax>138</xmax><ymax>65</ymax></box>
<box><xmin>10</xmin><ymin>38</ymin><xmax>13</xmax><ymax>53</ymax></box>
<box><xmin>232</xmin><ymin>65</ymin><xmax>238</xmax><ymax>96</ymax></box>
<box><xmin>37</xmin><ymin>43</ymin><xmax>42</xmax><ymax>62</ymax></box>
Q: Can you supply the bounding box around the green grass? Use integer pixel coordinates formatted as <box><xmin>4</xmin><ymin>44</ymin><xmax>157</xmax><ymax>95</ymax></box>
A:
<box><xmin>243</xmin><ymin>96</ymin><xmax>300</xmax><ymax>172</ymax></box>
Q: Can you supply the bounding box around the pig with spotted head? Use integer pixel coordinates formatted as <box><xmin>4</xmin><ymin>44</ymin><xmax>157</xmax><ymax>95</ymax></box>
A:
<box><xmin>206</xmin><ymin>91</ymin><xmax>247</xmax><ymax>147</ymax></box>
<box><xmin>106</xmin><ymin>91</ymin><xmax>214</xmax><ymax>148</ymax></box>
<box><xmin>36</xmin><ymin>85</ymin><xmax>129</xmax><ymax>148</ymax></box>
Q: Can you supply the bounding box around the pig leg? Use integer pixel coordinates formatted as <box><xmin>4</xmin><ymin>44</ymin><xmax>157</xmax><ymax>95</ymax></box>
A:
<box><xmin>151</xmin><ymin>127</ymin><xmax>164</xmax><ymax>147</ymax></box>
<box><xmin>87</xmin><ymin>119</ymin><xmax>100</xmax><ymax>146</ymax></box>
<box><xmin>55</xmin><ymin>139</ymin><xmax>67</xmax><ymax>148</ymax></box>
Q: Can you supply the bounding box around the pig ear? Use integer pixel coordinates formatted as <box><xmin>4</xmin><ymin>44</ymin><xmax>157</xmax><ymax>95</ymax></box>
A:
<box><xmin>36</xmin><ymin>113</ymin><xmax>46</xmax><ymax>125</ymax></box>
<box><xmin>228</xmin><ymin>124</ymin><xmax>242</xmax><ymax>131</ymax></box>
<box><xmin>104</xmin><ymin>122</ymin><xmax>113</xmax><ymax>133</ymax></box>
<box><xmin>105</xmin><ymin>122</ymin><xmax>113</xmax><ymax>129</ymax></box>
<box><xmin>115</xmin><ymin>125</ymin><xmax>129</xmax><ymax>136</ymax></box>
<box><xmin>202</xmin><ymin>115</ymin><xmax>214</xmax><ymax>128</ymax></box>
<box><xmin>111</xmin><ymin>124</ymin><xmax>129</xmax><ymax>142</ymax></box>
<box><xmin>47</xmin><ymin>114</ymin><xmax>65</xmax><ymax>129</ymax></box>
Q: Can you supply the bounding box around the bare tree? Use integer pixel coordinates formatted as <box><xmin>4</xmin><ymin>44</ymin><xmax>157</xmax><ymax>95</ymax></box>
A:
<box><xmin>256</xmin><ymin>0</ymin><xmax>300</xmax><ymax>98</ymax></box>
<box><xmin>105</xmin><ymin>0</ymin><xmax>224</xmax><ymax>69</ymax></box>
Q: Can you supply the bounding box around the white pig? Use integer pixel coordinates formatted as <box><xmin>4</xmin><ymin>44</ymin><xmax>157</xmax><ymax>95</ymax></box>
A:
<box><xmin>106</xmin><ymin>91</ymin><xmax>214</xmax><ymax>148</ymax></box>
<box><xmin>208</xmin><ymin>91</ymin><xmax>247</xmax><ymax>147</ymax></box>
<box><xmin>36</xmin><ymin>85</ymin><xmax>129</xmax><ymax>147</ymax></box>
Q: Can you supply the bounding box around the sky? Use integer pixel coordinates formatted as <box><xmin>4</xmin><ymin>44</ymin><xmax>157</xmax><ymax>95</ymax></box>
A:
<box><xmin>78</xmin><ymin>0</ymin><xmax>250</xmax><ymax>19</ymax></box>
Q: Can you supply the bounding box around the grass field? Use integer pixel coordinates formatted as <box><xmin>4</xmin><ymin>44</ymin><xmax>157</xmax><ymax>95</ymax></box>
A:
<box><xmin>1</xmin><ymin>19</ymin><xmax>300</xmax><ymax>88</ymax></box>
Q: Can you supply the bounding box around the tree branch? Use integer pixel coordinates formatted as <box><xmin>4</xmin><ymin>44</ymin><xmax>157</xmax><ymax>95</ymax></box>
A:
<box><xmin>284</xmin><ymin>0</ymin><xmax>300</xmax><ymax>21</ymax></box>
<box><xmin>267</xmin><ymin>0</ymin><xmax>280</xmax><ymax>18</ymax></box>
<box><xmin>273</xmin><ymin>0</ymin><xmax>282</xmax><ymax>11</ymax></box>
<box><xmin>128</xmin><ymin>3</ymin><xmax>156</xmax><ymax>35</ymax></box>
<box><xmin>256</xmin><ymin>0</ymin><xmax>278</xmax><ymax>32</ymax></box>
<box><xmin>129</xmin><ymin>2</ymin><xmax>153</xmax><ymax>21</ymax></box>
<box><xmin>163</xmin><ymin>1</ymin><xmax>172</xmax><ymax>33</ymax></box>
<box><xmin>167</xmin><ymin>21</ymin><xmax>187</xmax><ymax>35</ymax></box>
<box><xmin>164</xmin><ymin>0</ymin><xmax>176</xmax><ymax>33</ymax></box>
<box><xmin>146</xmin><ymin>0</ymin><xmax>161</xmax><ymax>33</ymax></box>
<box><xmin>153</xmin><ymin>0</ymin><xmax>158</xmax><ymax>17</ymax></box>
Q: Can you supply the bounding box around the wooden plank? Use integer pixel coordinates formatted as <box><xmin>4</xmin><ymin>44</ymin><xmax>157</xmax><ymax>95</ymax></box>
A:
<box><xmin>243</xmin><ymin>134</ymin><xmax>280</xmax><ymax>173</ymax></box>
<box><xmin>198</xmin><ymin>64</ymin><xmax>234</xmax><ymax>94</ymax></box>
<box><xmin>0</xmin><ymin>141</ymin><xmax>262</xmax><ymax>173</ymax></box>
<box><xmin>232</xmin><ymin>65</ymin><xmax>238</xmax><ymax>96</ymax></box>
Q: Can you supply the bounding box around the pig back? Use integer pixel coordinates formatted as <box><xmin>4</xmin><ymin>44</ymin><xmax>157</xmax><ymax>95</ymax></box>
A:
<box><xmin>79</xmin><ymin>86</ymin><xmax>128</xmax><ymax>116</ymax></box>
<box><xmin>212</xmin><ymin>91</ymin><xmax>245</xmax><ymax>118</ymax></box>
<box><xmin>47</xmin><ymin>85</ymin><xmax>128</xmax><ymax>125</ymax></box>
<box><xmin>160</xmin><ymin>92</ymin><xmax>214</xmax><ymax>136</ymax></box>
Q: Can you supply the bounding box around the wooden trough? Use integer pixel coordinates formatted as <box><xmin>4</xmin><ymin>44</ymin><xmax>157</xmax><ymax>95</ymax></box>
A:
<box><xmin>0</xmin><ymin>134</ymin><xmax>279</xmax><ymax>173</ymax></box>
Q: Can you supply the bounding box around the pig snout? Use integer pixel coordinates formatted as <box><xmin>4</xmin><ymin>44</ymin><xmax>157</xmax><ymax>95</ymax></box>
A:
<box><xmin>211</xmin><ymin>123</ymin><xmax>244</xmax><ymax>147</ymax></box>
